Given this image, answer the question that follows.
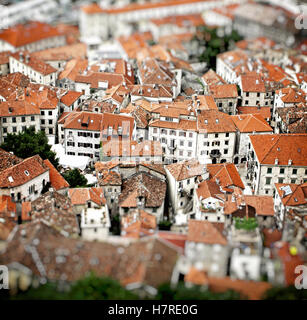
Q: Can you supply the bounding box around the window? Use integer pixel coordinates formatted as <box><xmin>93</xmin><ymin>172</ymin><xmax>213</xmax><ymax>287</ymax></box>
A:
<box><xmin>224</xmin><ymin>149</ymin><xmax>228</xmax><ymax>154</ymax></box>
<box><xmin>291</xmin><ymin>179</ymin><xmax>296</xmax><ymax>184</ymax></box>
<box><xmin>22</xmin><ymin>117</ymin><xmax>25</xmax><ymax>122</ymax></box>
<box><xmin>280</xmin><ymin>168</ymin><xmax>285</xmax><ymax>174</ymax></box>
<box><xmin>188</xmin><ymin>141</ymin><xmax>192</xmax><ymax>147</ymax></box>
<box><xmin>31</xmin><ymin>116</ymin><xmax>35</xmax><ymax>121</ymax></box>
<box><xmin>257</xmin><ymin>92</ymin><xmax>260</xmax><ymax>97</ymax></box>
<box><xmin>2</xmin><ymin>118</ymin><xmax>6</xmax><ymax>123</ymax></box>
<box><xmin>187</xmin><ymin>179</ymin><xmax>190</xmax><ymax>185</ymax></box>
<box><xmin>267</xmin><ymin>168</ymin><xmax>272</xmax><ymax>174</ymax></box>
<box><xmin>245</xmin><ymin>100</ymin><xmax>248</xmax><ymax>105</ymax></box>
<box><xmin>180</xmin><ymin>141</ymin><xmax>184</xmax><ymax>146</ymax></box>
<box><xmin>41</xmin><ymin>111</ymin><xmax>45</xmax><ymax>115</ymax></box>
<box><xmin>3</xmin><ymin>128</ymin><xmax>7</xmax><ymax>133</ymax></box>
<box><xmin>67</xmin><ymin>142</ymin><xmax>75</xmax><ymax>147</ymax></box>
<box><xmin>215</xmin><ymin>133</ymin><xmax>218</xmax><ymax>138</ymax></box>
<box><xmin>49</xmin><ymin>128</ymin><xmax>53</xmax><ymax>134</ymax></box>
<box><xmin>12</xmin><ymin>117</ymin><xmax>16</xmax><ymax>123</ymax></box>
<box><xmin>12</xmin><ymin>127</ymin><xmax>17</xmax><ymax>133</ymax></box>
<box><xmin>48</xmin><ymin>120</ymin><xmax>52</xmax><ymax>125</ymax></box>
<box><xmin>94</xmin><ymin>133</ymin><xmax>100</xmax><ymax>138</ymax></box>
<box><xmin>225</xmin><ymin>140</ymin><xmax>229</xmax><ymax>145</ymax></box>
<box><xmin>226</xmin><ymin>133</ymin><xmax>229</xmax><ymax>138</ymax></box>
<box><xmin>292</xmin><ymin>169</ymin><xmax>297</xmax><ymax>175</ymax></box>
<box><xmin>189</xmin><ymin>133</ymin><xmax>193</xmax><ymax>138</ymax></box>
<box><xmin>278</xmin><ymin>178</ymin><xmax>284</xmax><ymax>183</ymax></box>
<box><xmin>246</xmin><ymin>92</ymin><xmax>249</xmax><ymax>97</ymax></box>
<box><xmin>41</xmin><ymin>119</ymin><xmax>45</xmax><ymax>125</ymax></box>
<box><xmin>305</xmin><ymin>169</ymin><xmax>307</xmax><ymax>175</ymax></box>
<box><xmin>188</xmin><ymin>151</ymin><xmax>192</xmax><ymax>157</ymax></box>
<box><xmin>266</xmin><ymin>177</ymin><xmax>271</xmax><ymax>185</ymax></box>
<box><xmin>153</xmin><ymin>128</ymin><xmax>157</xmax><ymax>133</ymax></box>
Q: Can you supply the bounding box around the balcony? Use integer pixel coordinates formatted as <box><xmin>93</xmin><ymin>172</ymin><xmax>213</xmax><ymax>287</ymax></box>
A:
<box><xmin>209</xmin><ymin>149</ymin><xmax>221</xmax><ymax>158</ymax></box>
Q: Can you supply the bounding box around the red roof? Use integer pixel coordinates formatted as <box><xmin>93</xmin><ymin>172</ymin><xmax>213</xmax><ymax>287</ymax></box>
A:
<box><xmin>0</xmin><ymin>21</ymin><xmax>63</xmax><ymax>47</ymax></box>
<box><xmin>43</xmin><ymin>159</ymin><xmax>69</xmax><ymax>191</ymax></box>
<box><xmin>250</xmin><ymin>134</ymin><xmax>307</xmax><ymax>166</ymax></box>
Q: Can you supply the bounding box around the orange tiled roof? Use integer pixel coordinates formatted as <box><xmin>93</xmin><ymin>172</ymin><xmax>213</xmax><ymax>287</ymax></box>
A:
<box><xmin>187</xmin><ymin>220</ymin><xmax>227</xmax><ymax>245</ymax></box>
<box><xmin>249</xmin><ymin>134</ymin><xmax>307</xmax><ymax>166</ymax></box>
<box><xmin>237</xmin><ymin>106</ymin><xmax>271</xmax><ymax>119</ymax></box>
<box><xmin>185</xmin><ymin>267</ymin><xmax>209</xmax><ymax>286</ymax></box>
<box><xmin>241</xmin><ymin>74</ymin><xmax>266</xmax><ymax>92</ymax></box>
<box><xmin>202</xmin><ymin>69</ymin><xmax>225</xmax><ymax>86</ymax></box>
<box><xmin>60</xmin><ymin>91</ymin><xmax>82</xmax><ymax>106</ymax></box>
<box><xmin>196</xmin><ymin>179</ymin><xmax>224</xmax><ymax>200</ymax></box>
<box><xmin>275</xmin><ymin>183</ymin><xmax>307</xmax><ymax>206</ymax></box>
<box><xmin>210</xmin><ymin>84</ymin><xmax>238</xmax><ymax>98</ymax></box>
<box><xmin>0</xmin><ymin>21</ymin><xmax>63</xmax><ymax>47</ymax></box>
<box><xmin>166</xmin><ymin>159</ymin><xmax>205</xmax><ymax>181</ymax></box>
<box><xmin>32</xmin><ymin>43</ymin><xmax>87</xmax><ymax>62</ymax></box>
<box><xmin>43</xmin><ymin>159</ymin><xmax>69</xmax><ymax>191</ymax></box>
<box><xmin>68</xmin><ymin>187</ymin><xmax>106</xmax><ymax>206</ymax></box>
<box><xmin>197</xmin><ymin>109</ymin><xmax>236</xmax><ymax>133</ymax></box>
<box><xmin>208</xmin><ymin>277</ymin><xmax>271</xmax><ymax>300</ymax></box>
<box><xmin>231</xmin><ymin>114</ymin><xmax>273</xmax><ymax>133</ymax></box>
<box><xmin>0</xmin><ymin>155</ymin><xmax>48</xmax><ymax>188</ymax></box>
<box><xmin>0</xmin><ymin>99</ymin><xmax>42</xmax><ymax>117</ymax></box>
<box><xmin>119</xmin><ymin>173</ymin><xmax>166</xmax><ymax>208</ymax></box>
<box><xmin>58</xmin><ymin>58</ymin><xmax>88</xmax><ymax>81</ymax></box>
<box><xmin>0</xmin><ymin>148</ymin><xmax>22</xmax><ymax>173</ymax></box>
<box><xmin>206</xmin><ymin>163</ymin><xmax>245</xmax><ymax>190</ymax></box>
<box><xmin>276</xmin><ymin>87</ymin><xmax>306</xmax><ymax>104</ymax></box>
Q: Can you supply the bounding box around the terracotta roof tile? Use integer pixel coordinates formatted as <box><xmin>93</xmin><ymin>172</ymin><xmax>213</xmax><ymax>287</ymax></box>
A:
<box><xmin>119</xmin><ymin>173</ymin><xmax>166</xmax><ymax>208</ymax></box>
<box><xmin>0</xmin><ymin>21</ymin><xmax>63</xmax><ymax>48</ymax></box>
<box><xmin>250</xmin><ymin>134</ymin><xmax>307</xmax><ymax>166</ymax></box>
<box><xmin>210</xmin><ymin>84</ymin><xmax>238</xmax><ymax>98</ymax></box>
<box><xmin>231</xmin><ymin>114</ymin><xmax>273</xmax><ymax>133</ymax></box>
<box><xmin>68</xmin><ymin>187</ymin><xmax>106</xmax><ymax>206</ymax></box>
<box><xmin>187</xmin><ymin>220</ymin><xmax>227</xmax><ymax>245</ymax></box>
<box><xmin>0</xmin><ymin>155</ymin><xmax>48</xmax><ymax>188</ymax></box>
<box><xmin>206</xmin><ymin>163</ymin><xmax>245</xmax><ymax>190</ymax></box>
<box><xmin>43</xmin><ymin>159</ymin><xmax>69</xmax><ymax>191</ymax></box>
<box><xmin>166</xmin><ymin>159</ymin><xmax>206</xmax><ymax>181</ymax></box>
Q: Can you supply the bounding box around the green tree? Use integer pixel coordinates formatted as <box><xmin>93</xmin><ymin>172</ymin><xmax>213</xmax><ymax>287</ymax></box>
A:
<box><xmin>67</xmin><ymin>272</ymin><xmax>137</xmax><ymax>300</ymax></box>
<box><xmin>196</xmin><ymin>26</ymin><xmax>243</xmax><ymax>70</ymax></box>
<box><xmin>11</xmin><ymin>273</ymin><xmax>137</xmax><ymax>300</ymax></box>
<box><xmin>263</xmin><ymin>285</ymin><xmax>307</xmax><ymax>300</ymax></box>
<box><xmin>158</xmin><ymin>220</ymin><xmax>172</xmax><ymax>231</ymax></box>
<box><xmin>62</xmin><ymin>169</ymin><xmax>88</xmax><ymax>188</ymax></box>
<box><xmin>0</xmin><ymin>126</ymin><xmax>59</xmax><ymax>168</ymax></box>
<box><xmin>156</xmin><ymin>282</ymin><xmax>242</xmax><ymax>300</ymax></box>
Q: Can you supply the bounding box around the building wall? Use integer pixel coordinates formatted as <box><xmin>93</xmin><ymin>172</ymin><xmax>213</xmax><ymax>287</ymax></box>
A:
<box><xmin>0</xmin><ymin>170</ymin><xmax>49</xmax><ymax>202</ymax></box>
<box><xmin>9</xmin><ymin>56</ymin><xmax>57</xmax><ymax>86</ymax></box>
<box><xmin>0</xmin><ymin>114</ymin><xmax>40</xmax><ymax>143</ymax></box>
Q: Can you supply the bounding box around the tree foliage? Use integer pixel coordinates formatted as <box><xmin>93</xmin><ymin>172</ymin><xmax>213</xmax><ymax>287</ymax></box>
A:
<box><xmin>11</xmin><ymin>273</ymin><xmax>137</xmax><ymax>300</ymax></box>
<box><xmin>0</xmin><ymin>126</ymin><xmax>59</xmax><ymax>168</ymax></box>
<box><xmin>156</xmin><ymin>282</ymin><xmax>242</xmax><ymax>300</ymax></box>
<box><xmin>263</xmin><ymin>285</ymin><xmax>307</xmax><ymax>300</ymax></box>
<box><xmin>234</xmin><ymin>217</ymin><xmax>258</xmax><ymax>231</ymax></box>
<box><xmin>62</xmin><ymin>169</ymin><xmax>88</xmax><ymax>188</ymax></box>
<box><xmin>196</xmin><ymin>26</ymin><xmax>243</xmax><ymax>69</ymax></box>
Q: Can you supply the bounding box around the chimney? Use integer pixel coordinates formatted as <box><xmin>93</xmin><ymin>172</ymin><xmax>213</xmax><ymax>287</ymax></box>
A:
<box><xmin>275</xmin><ymin>158</ymin><xmax>279</xmax><ymax>165</ymax></box>
<box><xmin>25</xmin><ymin>54</ymin><xmax>30</xmax><ymax>63</ymax></box>
<box><xmin>288</xmin><ymin>159</ymin><xmax>292</xmax><ymax>165</ymax></box>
